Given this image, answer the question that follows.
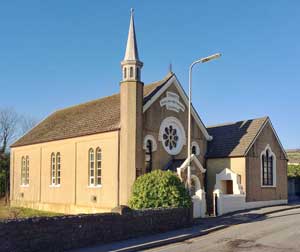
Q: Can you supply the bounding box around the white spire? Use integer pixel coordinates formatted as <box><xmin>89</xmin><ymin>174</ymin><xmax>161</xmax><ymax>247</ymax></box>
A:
<box><xmin>123</xmin><ymin>8</ymin><xmax>140</xmax><ymax>61</ymax></box>
<box><xmin>121</xmin><ymin>8</ymin><xmax>143</xmax><ymax>82</ymax></box>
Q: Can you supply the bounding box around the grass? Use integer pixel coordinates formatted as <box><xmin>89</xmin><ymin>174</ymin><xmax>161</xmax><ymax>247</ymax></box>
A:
<box><xmin>0</xmin><ymin>202</ymin><xmax>63</xmax><ymax>220</ymax></box>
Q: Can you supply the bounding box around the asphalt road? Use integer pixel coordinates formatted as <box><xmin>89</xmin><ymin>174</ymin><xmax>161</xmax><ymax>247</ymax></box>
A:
<box><xmin>142</xmin><ymin>208</ymin><xmax>300</xmax><ymax>252</ymax></box>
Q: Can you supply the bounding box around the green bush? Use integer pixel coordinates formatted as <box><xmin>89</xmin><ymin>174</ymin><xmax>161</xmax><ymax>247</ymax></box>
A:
<box><xmin>288</xmin><ymin>164</ymin><xmax>300</xmax><ymax>178</ymax></box>
<box><xmin>129</xmin><ymin>170</ymin><xmax>192</xmax><ymax>209</ymax></box>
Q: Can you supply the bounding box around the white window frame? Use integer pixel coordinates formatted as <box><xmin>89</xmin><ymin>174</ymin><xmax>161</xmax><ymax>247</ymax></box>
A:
<box><xmin>89</xmin><ymin>148</ymin><xmax>95</xmax><ymax>186</ymax></box>
<box><xmin>260</xmin><ymin>144</ymin><xmax>276</xmax><ymax>188</ymax></box>
<box><xmin>158</xmin><ymin>116</ymin><xmax>186</xmax><ymax>156</ymax></box>
<box><xmin>50</xmin><ymin>152</ymin><xmax>61</xmax><ymax>187</ymax></box>
<box><xmin>88</xmin><ymin>147</ymin><xmax>102</xmax><ymax>188</ymax></box>
<box><xmin>96</xmin><ymin>148</ymin><xmax>102</xmax><ymax>186</ymax></box>
<box><xmin>56</xmin><ymin>152</ymin><xmax>61</xmax><ymax>186</ymax></box>
<box><xmin>21</xmin><ymin>156</ymin><xmax>27</xmax><ymax>186</ymax></box>
<box><xmin>25</xmin><ymin>156</ymin><xmax>29</xmax><ymax>185</ymax></box>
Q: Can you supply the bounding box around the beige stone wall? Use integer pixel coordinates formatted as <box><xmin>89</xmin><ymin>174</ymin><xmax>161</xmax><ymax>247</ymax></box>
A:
<box><xmin>143</xmin><ymin>83</ymin><xmax>207</xmax><ymax>173</ymax></box>
<box><xmin>206</xmin><ymin>157</ymin><xmax>246</xmax><ymax>213</ymax></box>
<box><xmin>10</xmin><ymin>131</ymin><xmax>119</xmax><ymax>214</ymax></box>
<box><xmin>246</xmin><ymin>122</ymin><xmax>288</xmax><ymax>202</ymax></box>
<box><xmin>119</xmin><ymin>80</ymin><xmax>144</xmax><ymax>205</ymax></box>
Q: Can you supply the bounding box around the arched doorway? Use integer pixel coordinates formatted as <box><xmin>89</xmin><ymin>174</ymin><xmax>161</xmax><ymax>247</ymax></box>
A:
<box><xmin>190</xmin><ymin>174</ymin><xmax>206</xmax><ymax>218</ymax></box>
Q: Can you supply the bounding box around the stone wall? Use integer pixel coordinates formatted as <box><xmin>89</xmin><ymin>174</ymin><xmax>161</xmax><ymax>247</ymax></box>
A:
<box><xmin>0</xmin><ymin>207</ymin><xmax>193</xmax><ymax>252</ymax></box>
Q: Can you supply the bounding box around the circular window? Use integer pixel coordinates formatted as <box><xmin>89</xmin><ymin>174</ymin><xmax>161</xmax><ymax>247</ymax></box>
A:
<box><xmin>163</xmin><ymin>125</ymin><xmax>179</xmax><ymax>150</ymax></box>
<box><xmin>159</xmin><ymin>117</ymin><xmax>186</xmax><ymax>155</ymax></box>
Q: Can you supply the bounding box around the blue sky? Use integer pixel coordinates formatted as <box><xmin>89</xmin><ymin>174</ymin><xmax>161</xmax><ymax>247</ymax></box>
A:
<box><xmin>0</xmin><ymin>1</ymin><xmax>299</xmax><ymax>149</ymax></box>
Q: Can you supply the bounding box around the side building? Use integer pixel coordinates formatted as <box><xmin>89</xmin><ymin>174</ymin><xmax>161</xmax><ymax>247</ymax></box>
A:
<box><xmin>206</xmin><ymin>117</ymin><xmax>288</xmax><ymax>215</ymax></box>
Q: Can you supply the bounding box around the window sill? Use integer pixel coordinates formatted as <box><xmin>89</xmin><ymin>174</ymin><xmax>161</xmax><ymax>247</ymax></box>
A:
<box><xmin>20</xmin><ymin>185</ymin><xmax>29</xmax><ymax>188</ymax></box>
<box><xmin>49</xmin><ymin>184</ymin><xmax>61</xmax><ymax>188</ymax></box>
<box><xmin>261</xmin><ymin>185</ymin><xmax>276</xmax><ymax>188</ymax></box>
<box><xmin>87</xmin><ymin>185</ymin><xmax>102</xmax><ymax>189</ymax></box>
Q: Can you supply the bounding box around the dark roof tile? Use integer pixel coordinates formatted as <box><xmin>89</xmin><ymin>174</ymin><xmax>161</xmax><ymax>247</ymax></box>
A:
<box><xmin>12</xmin><ymin>73</ymin><xmax>173</xmax><ymax>147</ymax></box>
<box><xmin>206</xmin><ymin>117</ymin><xmax>268</xmax><ymax>158</ymax></box>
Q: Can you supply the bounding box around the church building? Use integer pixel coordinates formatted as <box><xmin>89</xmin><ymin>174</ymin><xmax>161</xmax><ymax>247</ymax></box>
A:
<box><xmin>10</xmin><ymin>11</ymin><xmax>288</xmax><ymax>216</ymax></box>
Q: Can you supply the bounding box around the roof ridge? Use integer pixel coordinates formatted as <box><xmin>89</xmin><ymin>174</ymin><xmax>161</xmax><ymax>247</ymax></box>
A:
<box><xmin>207</xmin><ymin>116</ymin><xmax>268</xmax><ymax>129</ymax></box>
<box><xmin>54</xmin><ymin>72</ymin><xmax>174</xmax><ymax>115</ymax></box>
<box><xmin>11</xmin><ymin>72</ymin><xmax>174</xmax><ymax>148</ymax></box>
<box><xmin>54</xmin><ymin>93</ymin><xmax>120</xmax><ymax>115</ymax></box>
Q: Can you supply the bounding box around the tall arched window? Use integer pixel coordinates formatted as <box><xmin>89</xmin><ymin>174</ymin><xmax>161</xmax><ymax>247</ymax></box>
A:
<box><xmin>25</xmin><ymin>156</ymin><xmax>29</xmax><ymax>185</ymax></box>
<box><xmin>56</xmin><ymin>153</ymin><xmax>61</xmax><ymax>185</ymax></box>
<box><xmin>51</xmin><ymin>153</ymin><xmax>56</xmax><ymax>185</ymax></box>
<box><xmin>123</xmin><ymin>67</ymin><xmax>127</xmax><ymax>79</ymax></box>
<box><xmin>261</xmin><ymin>146</ymin><xmax>276</xmax><ymax>186</ymax></box>
<box><xmin>96</xmin><ymin>148</ymin><xmax>102</xmax><ymax>185</ymax></box>
<box><xmin>192</xmin><ymin>146</ymin><xmax>196</xmax><ymax>155</ymax></box>
<box><xmin>130</xmin><ymin>67</ymin><xmax>133</xmax><ymax>78</ymax></box>
<box><xmin>145</xmin><ymin>140</ymin><xmax>153</xmax><ymax>173</ymax></box>
<box><xmin>89</xmin><ymin>148</ymin><xmax>95</xmax><ymax>186</ymax></box>
<box><xmin>21</xmin><ymin>156</ymin><xmax>26</xmax><ymax>185</ymax></box>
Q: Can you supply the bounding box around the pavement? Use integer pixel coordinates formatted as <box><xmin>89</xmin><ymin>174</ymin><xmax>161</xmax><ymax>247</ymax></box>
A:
<box><xmin>142</xmin><ymin>207</ymin><xmax>300</xmax><ymax>252</ymax></box>
<box><xmin>70</xmin><ymin>203</ymin><xmax>300</xmax><ymax>252</ymax></box>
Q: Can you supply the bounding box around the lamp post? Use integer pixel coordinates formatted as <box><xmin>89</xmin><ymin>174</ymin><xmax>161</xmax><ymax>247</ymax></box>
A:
<box><xmin>187</xmin><ymin>53</ymin><xmax>221</xmax><ymax>193</ymax></box>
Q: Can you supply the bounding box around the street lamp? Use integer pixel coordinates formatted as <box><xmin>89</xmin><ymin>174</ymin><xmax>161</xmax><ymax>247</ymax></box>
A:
<box><xmin>187</xmin><ymin>53</ymin><xmax>221</xmax><ymax>193</ymax></box>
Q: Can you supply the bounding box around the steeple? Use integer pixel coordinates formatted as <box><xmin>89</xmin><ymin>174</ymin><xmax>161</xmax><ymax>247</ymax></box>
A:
<box><xmin>121</xmin><ymin>8</ymin><xmax>143</xmax><ymax>82</ymax></box>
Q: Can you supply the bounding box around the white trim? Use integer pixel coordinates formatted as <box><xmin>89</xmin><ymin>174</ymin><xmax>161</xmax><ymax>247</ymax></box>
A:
<box><xmin>177</xmin><ymin>154</ymin><xmax>206</xmax><ymax>177</ymax></box>
<box><xmin>191</xmin><ymin>141</ymin><xmax>200</xmax><ymax>156</ymax></box>
<box><xmin>214</xmin><ymin>192</ymin><xmax>287</xmax><ymax>215</ymax></box>
<box><xmin>20</xmin><ymin>184</ymin><xmax>29</xmax><ymax>188</ymax></box>
<box><xmin>214</xmin><ymin>168</ymin><xmax>244</xmax><ymax>195</ymax></box>
<box><xmin>245</xmin><ymin>199</ymin><xmax>287</xmax><ymax>209</ymax></box>
<box><xmin>245</xmin><ymin>118</ymin><xmax>288</xmax><ymax>159</ymax></box>
<box><xmin>159</xmin><ymin>91</ymin><xmax>185</xmax><ymax>113</ymax></box>
<box><xmin>87</xmin><ymin>185</ymin><xmax>102</xmax><ymax>189</ymax></box>
<box><xmin>260</xmin><ymin>144</ymin><xmax>277</xmax><ymax>187</ymax></box>
<box><xmin>159</xmin><ymin>117</ymin><xmax>186</xmax><ymax>155</ymax></box>
<box><xmin>143</xmin><ymin>74</ymin><xmax>212</xmax><ymax>141</ymax></box>
<box><xmin>143</xmin><ymin>135</ymin><xmax>157</xmax><ymax>152</ymax></box>
<box><xmin>49</xmin><ymin>184</ymin><xmax>61</xmax><ymax>188</ymax></box>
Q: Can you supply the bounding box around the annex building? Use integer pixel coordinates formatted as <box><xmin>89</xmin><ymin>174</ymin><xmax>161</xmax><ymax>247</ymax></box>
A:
<box><xmin>10</xmin><ymin>11</ymin><xmax>288</xmax><ymax>216</ymax></box>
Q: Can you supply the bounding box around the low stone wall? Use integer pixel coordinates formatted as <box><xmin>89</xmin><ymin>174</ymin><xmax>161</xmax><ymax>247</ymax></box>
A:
<box><xmin>0</xmin><ymin>207</ymin><xmax>193</xmax><ymax>252</ymax></box>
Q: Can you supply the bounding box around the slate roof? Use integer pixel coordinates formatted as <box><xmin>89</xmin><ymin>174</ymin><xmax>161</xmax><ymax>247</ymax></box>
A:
<box><xmin>12</xmin><ymin>73</ymin><xmax>173</xmax><ymax>148</ymax></box>
<box><xmin>206</xmin><ymin>117</ymin><xmax>268</xmax><ymax>158</ymax></box>
<box><xmin>162</xmin><ymin>159</ymin><xmax>185</xmax><ymax>172</ymax></box>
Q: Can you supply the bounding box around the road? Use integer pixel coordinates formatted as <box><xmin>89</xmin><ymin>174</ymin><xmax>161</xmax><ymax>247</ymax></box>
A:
<box><xmin>142</xmin><ymin>208</ymin><xmax>300</xmax><ymax>252</ymax></box>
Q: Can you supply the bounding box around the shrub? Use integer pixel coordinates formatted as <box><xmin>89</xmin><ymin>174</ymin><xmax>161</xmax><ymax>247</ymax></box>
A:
<box><xmin>129</xmin><ymin>170</ymin><xmax>192</xmax><ymax>209</ymax></box>
<box><xmin>288</xmin><ymin>164</ymin><xmax>300</xmax><ymax>178</ymax></box>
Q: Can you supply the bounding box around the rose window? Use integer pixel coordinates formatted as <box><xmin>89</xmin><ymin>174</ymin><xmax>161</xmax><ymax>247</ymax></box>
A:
<box><xmin>159</xmin><ymin>117</ymin><xmax>186</xmax><ymax>155</ymax></box>
<box><xmin>163</xmin><ymin>126</ymin><xmax>179</xmax><ymax>150</ymax></box>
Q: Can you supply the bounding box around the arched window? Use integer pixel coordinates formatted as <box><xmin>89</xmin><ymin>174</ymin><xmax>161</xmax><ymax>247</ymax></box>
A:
<box><xmin>261</xmin><ymin>145</ymin><xmax>276</xmax><ymax>186</ymax></box>
<box><xmin>191</xmin><ymin>141</ymin><xmax>200</xmax><ymax>156</ymax></box>
<box><xmin>89</xmin><ymin>148</ymin><xmax>95</xmax><ymax>186</ymax></box>
<box><xmin>145</xmin><ymin>140</ymin><xmax>153</xmax><ymax>173</ymax></box>
<box><xmin>136</xmin><ymin>68</ymin><xmax>140</xmax><ymax>80</ymax></box>
<box><xmin>50</xmin><ymin>152</ymin><xmax>61</xmax><ymax>186</ymax></box>
<box><xmin>56</xmin><ymin>153</ymin><xmax>61</xmax><ymax>185</ymax></box>
<box><xmin>96</xmin><ymin>148</ymin><xmax>102</xmax><ymax>185</ymax></box>
<box><xmin>51</xmin><ymin>153</ymin><xmax>56</xmax><ymax>185</ymax></box>
<box><xmin>25</xmin><ymin>156</ymin><xmax>29</xmax><ymax>185</ymax></box>
<box><xmin>123</xmin><ymin>67</ymin><xmax>127</xmax><ymax>79</ymax></box>
<box><xmin>130</xmin><ymin>67</ymin><xmax>133</xmax><ymax>78</ymax></box>
<box><xmin>192</xmin><ymin>146</ymin><xmax>196</xmax><ymax>155</ymax></box>
<box><xmin>21</xmin><ymin>156</ymin><xmax>26</xmax><ymax>185</ymax></box>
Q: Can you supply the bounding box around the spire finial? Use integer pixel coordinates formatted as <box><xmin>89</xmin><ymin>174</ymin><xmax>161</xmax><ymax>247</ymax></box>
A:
<box><xmin>169</xmin><ymin>62</ymin><xmax>173</xmax><ymax>73</ymax></box>
<box><xmin>121</xmin><ymin>9</ymin><xmax>143</xmax><ymax>81</ymax></box>
<box><xmin>122</xmin><ymin>8</ymin><xmax>140</xmax><ymax>61</ymax></box>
